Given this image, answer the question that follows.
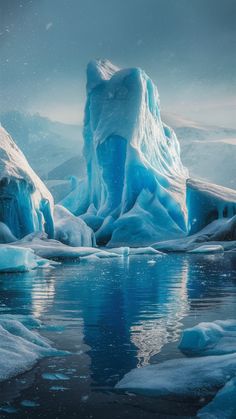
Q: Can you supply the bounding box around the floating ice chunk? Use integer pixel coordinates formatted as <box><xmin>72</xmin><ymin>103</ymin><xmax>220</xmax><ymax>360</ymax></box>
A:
<box><xmin>188</xmin><ymin>245</ymin><xmax>224</xmax><ymax>254</ymax></box>
<box><xmin>0</xmin><ymin>245</ymin><xmax>57</xmax><ymax>272</ymax></box>
<box><xmin>116</xmin><ymin>353</ymin><xmax>236</xmax><ymax>397</ymax></box>
<box><xmin>128</xmin><ymin>247</ymin><xmax>164</xmax><ymax>256</ymax></box>
<box><xmin>105</xmin><ymin>247</ymin><xmax>163</xmax><ymax>256</ymax></box>
<box><xmin>198</xmin><ymin>378</ymin><xmax>236</xmax><ymax>418</ymax></box>
<box><xmin>42</xmin><ymin>372</ymin><xmax>70</xmax><ymax>381</ymax></box>
<box><xmin>54</xmin><ymin>204</ymin><xmax>95</xmax><ymax>247</ymax></box>
<box><xmin>50</xmin><ymin>386</ymin><xmax>69</xmax><ymax>391</ymax></box>
<box><xmin>21</xmin><ymin>400</ymin><xmax>40</xmax><ymax>408</ymax></box>
<box><xmin>0</xmin><ymin>245</ymin><xmax>38</xmax><ymax>272</ymax></box>
<box><xmin>0</xmin><ymin>316</ymin><xmax>58</xmax><ymax>382</ymax></box>
<box><xmin>179</xmin><ymin>320</ymin><xmax>236</xmax><ymax>356</ymax></box>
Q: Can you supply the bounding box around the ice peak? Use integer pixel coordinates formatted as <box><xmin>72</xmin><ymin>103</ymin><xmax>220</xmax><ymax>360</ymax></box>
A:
<box><xmin>86</xmin><ymin>59</ymin><xmax>120</xmax><ymax>92</ymax></box>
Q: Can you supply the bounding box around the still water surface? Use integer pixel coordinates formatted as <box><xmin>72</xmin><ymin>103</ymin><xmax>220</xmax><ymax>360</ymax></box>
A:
<box><xmin>0</xmin><ymin>253</ymin><xmax>236</xmax><ymax>418</ymax></box>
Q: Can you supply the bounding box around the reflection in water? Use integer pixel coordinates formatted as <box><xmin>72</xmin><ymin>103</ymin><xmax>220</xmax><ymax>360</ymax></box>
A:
<box><xmin>130</xmin><ymin>259</ymin><xmax>189</xmax><ymax>366</ymax></box>
<box><xmin>31</xmin><ymin>272</ymin><xmax>56</xmax><ymax>318</ymax></box>
<box><xmin>0</xmin><ymin>254</ymin><xmax>235</xmax><ymax>392</ymax></box>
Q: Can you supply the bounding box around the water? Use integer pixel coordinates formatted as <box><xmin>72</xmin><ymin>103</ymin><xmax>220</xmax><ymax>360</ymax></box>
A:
<box><xmin>0</xmin><ymin>253</ymin><xmax>236</xmax><ymax>418</ymax></box>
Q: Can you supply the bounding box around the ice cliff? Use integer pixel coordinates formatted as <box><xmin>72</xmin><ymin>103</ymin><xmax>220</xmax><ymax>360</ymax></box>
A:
<box><xmin>62</xmin><ymin>60</ymin><xmax>189</xmax><ymax>246</ymax></box>
<box><xmin>0</xmin><ymin>126</ymin><xmax>54</xmax><ymax>239</ymax></box>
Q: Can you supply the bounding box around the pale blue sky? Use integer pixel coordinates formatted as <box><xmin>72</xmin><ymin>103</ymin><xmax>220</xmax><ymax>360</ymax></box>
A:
<box><xmin>1</xmin><ymin>0</ymin><xmax>235</xmax><ymax>127</ymax></box>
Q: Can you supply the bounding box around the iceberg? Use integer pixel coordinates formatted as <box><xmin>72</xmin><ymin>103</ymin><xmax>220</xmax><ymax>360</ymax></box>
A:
<box><xmin>0</xmin><ymin>316</ymin><xmax>58</xmax><ymax>382</ymax></box>
<box><xmin>0</xmin><ymin>126</ymin><xmax>54</xmax><ymax>240</ymax></box>
<box><xmin>61</xmin><ymin>59</ymin><xmax>189</xmax><ymax>246</ymax></box>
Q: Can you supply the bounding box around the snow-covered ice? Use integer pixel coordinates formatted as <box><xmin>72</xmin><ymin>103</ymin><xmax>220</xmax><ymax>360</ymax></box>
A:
<box><xmin>179</xmin><ymin>320</ymin><xmax>236</xmax><ymax>356</ymax></box>
<box><xmin>0</xmin><ymin>316</ymin><xmax>58</xmax><ymax>382</ymax></box>
<box><xmin>116</xmin><ymin>352</ymin><xmax>236</xmax><ymax>397</ymax></box>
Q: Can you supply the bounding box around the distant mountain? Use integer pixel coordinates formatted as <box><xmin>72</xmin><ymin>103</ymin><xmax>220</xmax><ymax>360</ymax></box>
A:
<box><xmin>0</xmin><ymin>111</ymin><xmax>83</xmax><ymax>179</ymax></box>
<box><xmin>163</xmin><ymin>112</ymin><xmax>236</xmax><ymax>189</ymax></box>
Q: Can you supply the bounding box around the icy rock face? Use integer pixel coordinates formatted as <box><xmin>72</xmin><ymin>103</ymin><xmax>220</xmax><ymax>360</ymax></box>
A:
<box><xmin>0</xmin><ymin>126</ymin><xmax>54</xmax><ymax>240</ymax></box>
<box><xmin>62</xmin><ymin>60</ymin><xmax>188</xmax><ymax>246</ymax></box>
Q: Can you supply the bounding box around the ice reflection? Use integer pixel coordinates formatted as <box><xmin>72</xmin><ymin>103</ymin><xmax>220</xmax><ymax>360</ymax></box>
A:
<box><xmin>128</xmin><ymin>259</ymin><xmax>189</xmax><ymax>365</ymax></box>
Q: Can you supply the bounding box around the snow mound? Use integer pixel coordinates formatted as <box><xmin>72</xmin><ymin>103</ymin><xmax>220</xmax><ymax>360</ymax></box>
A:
<box><xmin>61</xmin><ymin>59</ymin><xmax>188</xmax><ymax>246</ymax></box>
<box><xmin>0</xmin><ymin>126</ymin><xmax>54</xmax><ymax>240</ymax></box>
<box><xmin>198</xmin><ymin>377</ymin><xmax>236</xmax><ymax>418</ymax></box>
<box><xmin>0</xmin><ymin>316</ymin><xmax>58</xmax><ymax>382</ymax></box>
<box><xmin>179</xmin><ymin>320</ymin><xmax>236</xmax><ymax>356</ymax></box>
<box><xmin>54</xmin><ymin>204</ymin><xmax>95</xmax><ymax>247</ymax></box>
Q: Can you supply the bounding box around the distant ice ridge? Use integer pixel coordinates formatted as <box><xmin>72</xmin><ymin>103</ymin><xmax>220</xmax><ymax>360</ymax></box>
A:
<box><xmin>61</xmin><ymin>59</ymin><xmax>189</xmax><ymax>246</ymax></box>
<box><xmin>0</xmin><ymin>126</ymin><xmax>54</xmax><ymax>239</ymax></box>
<box><xmin>116</xmin><ymin>319</ymin><xmax>236</xmax><ymax>418</ymax></box>
<box><xmin>0</xmin><ymin>316</ymin><xmax>59</xmax><ymax>382</ymax></box>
